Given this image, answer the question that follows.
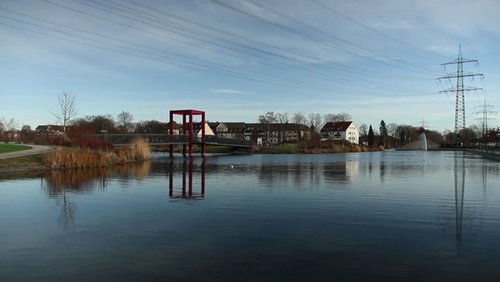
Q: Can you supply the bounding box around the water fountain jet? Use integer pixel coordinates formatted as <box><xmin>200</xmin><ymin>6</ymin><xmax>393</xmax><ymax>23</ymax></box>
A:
<box><xmin>417</xmin><ymin>132</ymin><xmax>428</xmax><ymax>151</ymax></box>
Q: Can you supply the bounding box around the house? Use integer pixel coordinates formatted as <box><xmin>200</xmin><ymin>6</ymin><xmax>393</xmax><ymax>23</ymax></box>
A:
<box><xmin>207</xmin><ymin>121</ymin><xmax>311</xmax><ymax>145</ymax></box>
<box><xmin>245</xmin><ymin>123</ymin><xmax>310</xmax><ymax>145</ymax></box>
<box><xmin>184</xmin><ymin>122</ymin><xmax>215</xmax><ymax>137</ymax></box>
<box><xmin>35</xmin><ymin>125</ymin><xmax>67</xmax><ymax>135</ymax></box>
<box><xmin>244</xmin><ymin>123</ymin><xmax>266</xmax><ymax>145</ymax></box>
<box><xmin>483</xmin><ymin>130</ymin><xmax>500</xmax><ymax>147</ymax></box>
<box><xmin>320</xmin><ymin>121</ymin><xmax>359</xmax><ymax>144</ymax></box>
<box><xmin>166</xmin><ymin>121</ymin><xmax>181</xmax><ymax>135</ymax></box>
<box><xmin>210</xmin><ymin>122</ymin><xmax>246</xmax><ymax>139</ymax></box>
<box><xmin>267</xmin><ymin>123</ymin><xmax>309</xmax><ymax>145</ymax></box>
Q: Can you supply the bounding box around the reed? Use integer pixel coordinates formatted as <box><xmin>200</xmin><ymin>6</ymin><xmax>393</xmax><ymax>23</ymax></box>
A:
<box><xmin>44</xmin><ymin>137</ymin><xmax>151</xmax><ymax>169</ymax></box>
<box><xmin>351</xmin><ymin>145</ymin><xmax>361</xmax><ymax>152</ymax></box>
<box><xmin>331</xmin><ymin>144</ymin><xmax>348</xmax><ymax>153</ymax></box>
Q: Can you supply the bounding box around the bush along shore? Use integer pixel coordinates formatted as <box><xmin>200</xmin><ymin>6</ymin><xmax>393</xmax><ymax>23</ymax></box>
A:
<box><xmin>253</xmin><ymin>143</ymin><xmax>385</xmax><ymax>154</ymax></box>
<box><xmin>44</xmin><ymin>137</ymin><xmax>151</xmax><ymax>169</ymax></box>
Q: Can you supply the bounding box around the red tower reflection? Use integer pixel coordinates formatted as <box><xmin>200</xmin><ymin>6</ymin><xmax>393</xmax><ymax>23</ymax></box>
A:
<box><xmin>169</xmin><ymin>157</ymin><xmax>206</xmax><ymax>199</ymax></box>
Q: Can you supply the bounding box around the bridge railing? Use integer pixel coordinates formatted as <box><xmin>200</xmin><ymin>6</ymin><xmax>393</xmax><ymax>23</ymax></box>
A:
<box><xmin>202</xmin><ymin>136</ymin><xmax>252</xmax><ymax>147</ymax></box>
<box><xmin>93</xmin><ymin>134</ymin><xmax>190</xmax><ymax>145</ymax></box>
<box><xmin>89</xmin><ymin>134</ymin><xmax>252</xmax><ymax>147</ymax></box>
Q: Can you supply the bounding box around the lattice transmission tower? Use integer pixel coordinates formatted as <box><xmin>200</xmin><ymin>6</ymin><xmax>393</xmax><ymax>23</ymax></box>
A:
<box><xmin>437</xmin><ymin>45</ymin><xmax>483</xmax><ymax>143</ymax></box>
<box><xmin>474</xmin><ymin>98</ymin><xmax>496</xmax><ymax>146</ymax></box>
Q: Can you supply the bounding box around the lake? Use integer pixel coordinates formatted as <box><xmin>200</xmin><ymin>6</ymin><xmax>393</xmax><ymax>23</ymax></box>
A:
<box><xmin>1</xmin><ymin>151</ymin><xmax>500</xmax><ymax>281</ymax></box>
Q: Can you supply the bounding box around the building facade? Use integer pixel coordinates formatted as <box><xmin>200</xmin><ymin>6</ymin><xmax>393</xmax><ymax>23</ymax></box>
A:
<box><xmin>209</xmin><ymin>122</ymin><xmax>245</xmax><ymax>139</ymax></box>
<box><xmin>320</xmin><ymin>121</ymin><xmax>359</xmax><ymax>144</ymax></box>
<box><xmin>245</xmin><ymin>123</ymin><xmax>309</xmax><ymax>145</ymax></box>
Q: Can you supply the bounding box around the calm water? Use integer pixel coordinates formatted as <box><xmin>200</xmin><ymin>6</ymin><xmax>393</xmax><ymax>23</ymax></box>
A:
<box><xmin>1</xmin><ymin>151</ymin><xmax>500</xmax><ymax>281</ymax></box>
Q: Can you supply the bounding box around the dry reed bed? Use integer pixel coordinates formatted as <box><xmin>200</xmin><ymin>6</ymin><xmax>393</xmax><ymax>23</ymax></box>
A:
<box><xmin>45</xmin><ymin>137</ymin><xmax>151</xmax><ymax>169</ymax></box>
<box><xmin>303</xmin><ymin>144</ymin><xmax>383</xmax><ymax>154</ymax></box>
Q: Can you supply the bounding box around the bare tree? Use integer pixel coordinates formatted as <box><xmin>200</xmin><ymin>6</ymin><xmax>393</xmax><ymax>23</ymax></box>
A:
<box><xmin>5</xmin><ymin>118</ymin><xmax>18</xmax><ymax>132</ymax></box>
<box><xmin>324</xmin><ymin>112</ymin><xmax>352</xmax><ymax>123</ymax></box>
<box><xmin>386</xmin><ymin>123</ymin><xmax>398</xmax><ymax>138</ymax></box>
<box><xmin>0</xmin><ymin>118</ymin><xmax>4</xmax><ymax>142</ymax></box>
<box><xmin>308</xmin><ymin>113</ymin><xmax>322</xmax><ymax>131</ymax></box>
<box><xmin>258</xmin><ymin>112</ymin><xmax>278</xmax><ymax>123</ymax></box>
<box><xmin>51</xmin><ymin>92</ymin><xmax>77</xmax><ymax>133</ymax></box>
<box><xmin>359</xmin><ymin>124</ymin><xmax>368</xmax><ymax>136</ymax></box>
<box><xmin>73</xmin><ymin>115</ymin><xmax>116</xmax><ymax>133</ymax></box>
<box><xmin>1</xmin><ymin>118</ymin><xmax>19</xmax><ymax>142</ymax></box>
<box><xmin>291</xmin><ymin>112</ymin><xmax>308</xmax><ymax>125</ymax></box>
<box><xmin>117</xmin><ymin>111</ymin><xmax>134</xmax><ymax>133</ymax></box>
<box><xmin>276</xmin><ymin>112</ymin><xmax>289</xmax><ymax>123</ymax></box>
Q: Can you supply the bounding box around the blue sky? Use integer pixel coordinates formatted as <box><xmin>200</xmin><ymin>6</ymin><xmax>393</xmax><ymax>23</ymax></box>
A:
<box><xmin>1</xmin><ymin>0</ymin><xmax>499</xmax><ymax>131</ymax></box>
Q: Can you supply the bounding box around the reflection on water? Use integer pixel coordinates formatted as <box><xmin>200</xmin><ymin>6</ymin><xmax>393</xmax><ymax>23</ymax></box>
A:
<box><xmin>256</xmin><ymin>154</ymin><xmax>360</xmax><ymax>187</ymax></box>
<box><xmin>43</xmin><ymin>162</ymin><xmax>152</xmax><ymax>230</ymax></box>
<box><xmin>448</xmin><ymin>151</ymin><xmax>500</xmax><ymax>256</ymax></box>
<box><xmin>2</xmin><ymin>151</ymin><xmax>500</xmax><ymax>281</ymax></box>
<box><xmin>168</xmin><ymin>158</ymin><xmax>206</xmax><ymax>200</ymax></box>
<box><xmin>454</xmin><ymin>151</ymin><xmax>466</xmax><ymax>254</ymax></box>
<box><xmin>56</xmin><ymin>190</ymin><xmax>75</xmax><ymax>230</ymax></box>
<box><xmin>44</xmin><ymin>161</ymin><xmax>152</xmax><ymax>195</ymax></box>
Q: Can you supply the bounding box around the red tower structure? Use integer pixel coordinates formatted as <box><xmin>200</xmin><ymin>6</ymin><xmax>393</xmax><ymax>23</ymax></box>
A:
<box><xmin>169</xmin><ymin>109</ymin><xmax>206</xmax><ymax>157</ymax></box>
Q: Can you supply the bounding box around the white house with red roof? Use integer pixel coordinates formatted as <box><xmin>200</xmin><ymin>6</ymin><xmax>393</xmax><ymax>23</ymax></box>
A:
<box><xmin>320</xmin><ymin>121</ymin><xmax>359</xmax><ymax>144</ymax></box>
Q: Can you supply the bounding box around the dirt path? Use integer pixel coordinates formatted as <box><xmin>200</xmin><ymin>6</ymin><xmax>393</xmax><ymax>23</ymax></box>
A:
<box><xmin>0</xmin><ymin>145</ymin><xmax>57</xmax><ymax>160</ymax></box>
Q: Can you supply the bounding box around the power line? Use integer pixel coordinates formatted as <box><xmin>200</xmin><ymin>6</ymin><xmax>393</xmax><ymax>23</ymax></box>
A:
<box><xmin>0</xmin><ymin>17</ymin><xmax>344</xmax><ymax>93</ymax></box>
<box><xmin>84</xmin><ymin>0</ymin><xmax>412</xmax><ymax>92</ymax></box>
<box><xmin>240</xmin><ymin>0</ymin><xmax>441</xmax><ymax>75</ymax></box>
<box><xmin>125</xmin><ymin>0</ymin><xmax>433</xmax><ymax>82</ymax></box>
<box><xmin>1</xmin><ymin>1</ymin><xmax>440</xmax><ymax>98</ymax></box>
<box><xmin>30</xmin><ymin>1</ymin><xmax>355</xmax><ymax>92</ymax></box>
<box><xmin>309</xmin><ymin>0</ymin><xmax>450</xmax><ymax>60</ymax></box>
<box><xmin>76</xmin><ymin>0</ymin><xmax>430</xmax><ymax>93</ymax></box>
<box><xmin>37</xmin><ymin>0</ymin><xmax>433</xmax><ymax>94</ymax></box>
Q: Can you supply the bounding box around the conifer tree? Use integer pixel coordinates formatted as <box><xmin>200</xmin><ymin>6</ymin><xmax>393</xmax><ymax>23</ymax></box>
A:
<box><xmin>368</xmin><ymin>125</ymin><xmax>375</xmax><ymax>146</ymax></box>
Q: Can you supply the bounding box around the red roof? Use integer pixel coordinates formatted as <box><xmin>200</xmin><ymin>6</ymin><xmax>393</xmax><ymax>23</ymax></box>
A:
<box><xmin>321</xmin><ymin>121</ymin><xmax>353</xmax><ymax>132</ymax></box>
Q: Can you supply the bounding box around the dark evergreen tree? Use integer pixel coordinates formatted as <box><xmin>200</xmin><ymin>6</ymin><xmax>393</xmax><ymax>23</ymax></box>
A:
<box><xmin>379</xmin><ymin>120</ymin><xmax>388</xmax><ymax>147</ymax></box>
<box><xmin>368</xmin><ymin>125</ymin><xmax>375</xmax><ymax>146</ymax></box>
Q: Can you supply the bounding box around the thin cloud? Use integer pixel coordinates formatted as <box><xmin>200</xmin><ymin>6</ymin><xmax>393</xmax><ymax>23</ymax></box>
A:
<box><xmin>209</xmin><ymin>89</ymin><xmax>250</xmax><ymax>94</ymax></box>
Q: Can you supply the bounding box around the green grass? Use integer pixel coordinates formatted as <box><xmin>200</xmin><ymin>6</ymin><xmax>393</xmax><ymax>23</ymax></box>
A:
<box><xmin>0</xmin><ymin>143</ymin><xmax>32</xmax><ymax>154</ymax></box>
<box><xmin>0</xmin><ymin>154</ymin><xmax>45</xmax><ymax>169</ymax></box>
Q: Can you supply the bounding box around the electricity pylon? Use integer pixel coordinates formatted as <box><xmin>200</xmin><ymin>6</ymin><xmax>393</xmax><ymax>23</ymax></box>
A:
<box><xmin>437</xmin><ymin>45</ymin><xmax>483</xmax><ymax>143</ymax></box>
<box><xmin>474</xmin><ymin>98</ymin><xmax>496</xmax><ymax>147</ymax></box>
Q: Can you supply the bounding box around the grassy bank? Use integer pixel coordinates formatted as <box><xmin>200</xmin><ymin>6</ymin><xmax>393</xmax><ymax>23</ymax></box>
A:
<box><xmin>0</xmin><ymin>154</ymin><xmax>45</xmax><ymax>170</ymax></box>
<box><xmin>1</xmin><ymin>138</ymin><xmax>151</xmax><ymax>172</ymax></box>
<box><xmin>0</xmin><ymin>143</ymin><xmax>32</xmax><ymax>154</ymax></box>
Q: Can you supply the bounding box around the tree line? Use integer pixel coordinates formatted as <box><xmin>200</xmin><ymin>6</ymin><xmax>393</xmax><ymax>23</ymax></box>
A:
<box><xmin>257</xmin><ymin>111</ymin><xmax>352</xmax><ymax>132</ymax></box>
<box><xmin>1</xmin><ymin>93</ymin><xmax>497</xmax><ymax>147</ymax></box>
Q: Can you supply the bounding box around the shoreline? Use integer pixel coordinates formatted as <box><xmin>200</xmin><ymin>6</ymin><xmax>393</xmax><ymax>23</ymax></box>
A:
<box><xmin>0</xmin><ymin>147</ymin><xmax>381</xmax><ymax>176</ymax></box>
<box><xmin>3</xmin><ymin>148</ymin><xmax>499</xmax><ymax>177</ymax></box>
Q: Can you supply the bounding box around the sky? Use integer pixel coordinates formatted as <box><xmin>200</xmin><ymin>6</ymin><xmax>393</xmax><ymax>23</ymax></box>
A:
<box><xmin>1</xmin><ymin>0</ymin><xmax>499</xmax><ymax>132</ymax></box>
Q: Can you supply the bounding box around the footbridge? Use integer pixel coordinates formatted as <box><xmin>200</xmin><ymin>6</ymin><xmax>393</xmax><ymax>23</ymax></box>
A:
<box><xmin>95</xmin><ymin>133</ymin><xmax>252</xmax><ymax>149</ymax></box>
<box><xmin>94</xmin><ymin>109</ymin><xmax>252</xmax><ymax>157</ymax></box>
